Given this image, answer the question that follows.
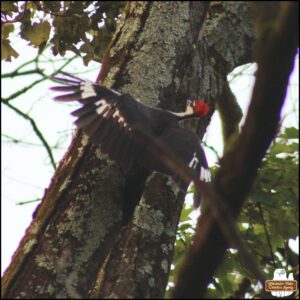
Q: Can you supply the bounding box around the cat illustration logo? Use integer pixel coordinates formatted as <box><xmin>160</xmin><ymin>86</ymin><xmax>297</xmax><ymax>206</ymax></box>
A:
<box><xmin>265</xmin><ymin>269</ymin><xmax>297</xmax><ymax>297</ymax></box>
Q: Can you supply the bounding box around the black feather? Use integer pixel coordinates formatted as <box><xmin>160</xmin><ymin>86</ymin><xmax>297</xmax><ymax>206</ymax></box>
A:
<box><xmin>54</xmin><ymin>91</ymin><xmax>82</xmax><ymax>101</ymax></box>
<box><xmin>53</xmin><ymin>76</ymin><xmax>81</xmax><ymax>85</ymax></box>
<box><xmin>74</xmin><ymin>112</ymin><xmax>99</xmax><ymax>129</ymax></box>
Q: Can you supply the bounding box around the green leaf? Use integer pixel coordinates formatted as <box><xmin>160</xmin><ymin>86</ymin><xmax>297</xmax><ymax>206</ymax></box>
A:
<box><xmin>280</xmin><ymin>127</ymin><xmax>299</xmax><ymax>139</ymax></box>
<box><xmin>1</xmin><ymin>23</ymin><xmax>15</xmax><ymax>39</ymax></box>
<box><xmin>178</xmin><ymin>223</ymin><xmax>192</xmax><ymax>232</ymax></box>
<box><xmin>187</xmin><ymin>182</ymin><xmax>195</xmax><ymax>193</ymax></box>
<box><xmin>253</xmin><ymin>224</ymin><xmax>265</xmax><ymax>235</ymax></box>
<box><xmin>1</xmin><ymin>2</ymin><xmax>18</xmax><ymax>14</ymax></box>
<box><xmin>271</xmin><ymin>143</ymin><xmax>297</xmax><ymax>155</ymax></box>
<box><xmin>21</xmin><ymin>21</ymin><xmax>51</xmax><ymax>47</ymax></box>
<box><xmin>1</xmin><ymin>39</ymin><xmax>19</xmax><ymax>61</ymax></box>
<box><xmin>179</xmin><ymin>205</ymin><xmax>193</xmax><ymax>222</ymax></box>
<box><xmin>252</xmin><ymin>190</ymin><xmax>275</xmax><ymax>206</ymax></box>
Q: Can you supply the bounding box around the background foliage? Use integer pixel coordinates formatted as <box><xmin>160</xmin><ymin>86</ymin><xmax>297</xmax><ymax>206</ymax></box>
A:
<box><xmin>168</xmin><ymin>127</ymin><xmax>299</xmax><ymax>298</ymax></box>
<box><xmin>1</xmin><ymin>1</ymin><xmax>125</xmax><ymax>64</ymax></box>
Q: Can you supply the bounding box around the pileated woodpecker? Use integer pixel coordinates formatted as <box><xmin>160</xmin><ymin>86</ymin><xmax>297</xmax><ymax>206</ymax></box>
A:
<box><xmin>51</xmin><ymin>72</ymin><xmax>211</xmax><ymax>207</ymax></box>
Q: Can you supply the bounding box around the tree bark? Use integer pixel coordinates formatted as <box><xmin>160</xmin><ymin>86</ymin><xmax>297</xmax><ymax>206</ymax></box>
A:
<box><xmin>2</xmin><ymin>2</ymin><xmax>256</xmax><ymax>299</ymax></box>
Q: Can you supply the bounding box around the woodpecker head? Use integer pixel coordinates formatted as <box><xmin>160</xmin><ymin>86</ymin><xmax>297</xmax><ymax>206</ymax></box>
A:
<box><xmin>170</xmin><ymin>99</ymin><xmax>209</xmax><ymax>119</ymax></box>
<box><xmin>185</xmin><ymin>99</ymin><xmax>209</xmax><ymax>117</ymax></box>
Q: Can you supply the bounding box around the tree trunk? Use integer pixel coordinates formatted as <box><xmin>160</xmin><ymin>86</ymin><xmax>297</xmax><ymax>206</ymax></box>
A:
<box><xmin>1</xmin><ymin>2</ymin><xmax>255</xmax><ymax>298</ymax></box>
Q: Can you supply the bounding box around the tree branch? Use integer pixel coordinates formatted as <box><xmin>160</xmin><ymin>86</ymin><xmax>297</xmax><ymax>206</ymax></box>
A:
<box><xmin>2</xmin><ymin>77</ymin><xmax>47</xmax><ymax>102</ymax></box>
<box><xmin>172</xmin><ymin>2</ymin><xmax>299</xmax><ymax>298</ymax></box>
<box><xmin>257</xmin><ymin>203</ymin><xmax>276</xmax><ymax>267</ymax></box>
<box><xmin>1</xmin><ymin>69</ymin><xmax>45</xmax><ymax>78</ymax></box>
<box><xmin>216</xmin><ymin>79</ymin><xmax>243</xmax><ymax>147</ymax></box>
<box><xmin>2</xmin><ymin>133</ymin><xmax>66</xmax><ymax>149</ymax></box>
<box><xmin>2</xmin><ymin>100</ymin><xmax>57</xmax><ymax>170</ymax></box>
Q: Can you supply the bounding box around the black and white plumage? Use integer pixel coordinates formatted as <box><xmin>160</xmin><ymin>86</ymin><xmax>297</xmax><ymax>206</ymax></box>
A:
<box><xmin>51</xmin><ymin>72</ymin><xmax>211</xmax><ymax>205</ymax></box>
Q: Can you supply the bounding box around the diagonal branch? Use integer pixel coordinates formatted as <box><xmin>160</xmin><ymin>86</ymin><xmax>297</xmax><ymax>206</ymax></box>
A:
<box><xmin>2</xmin><ymin>133</ymin><xmax>66</xmax><ymax>149</ymax></box>
<box><xmin>2</xmin><ymin>77</ymin><xmax>48</xmax><ymax>102</ymax></box>
<box><xmin>1</xmin><ymin>69</ymin><xmax>45</xmax><ymax>78</ymax></box>
<box><xmin>2</xmin><ymin>99</ymin><xmax>57</xmax><ymax>170</ymax></box>
<box><xmin>172</xmin><ymin>1</ymin><xmax>299</xmax><ymax>298</ymax></box>
<box><xmin>257</xmin><ymin>203</ymin><xmax>276</xmax><ymax>267</ymax></box>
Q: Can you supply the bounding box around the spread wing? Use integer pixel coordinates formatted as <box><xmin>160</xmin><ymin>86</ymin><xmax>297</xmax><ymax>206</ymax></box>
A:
<box><xmin>51</xmin><ymin>72</ymin><xmax>150</xmax><ymax>171</ymax></box>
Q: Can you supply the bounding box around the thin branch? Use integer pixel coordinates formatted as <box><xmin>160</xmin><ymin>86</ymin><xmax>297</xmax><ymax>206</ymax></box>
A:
<box><xmin>217</xmin><ymin>79</ymin><xmax>243</xmax><ymax>146</ymax></box>
<box><xmin>49</xmin><ymin>55</ymin><xmax>79</xmax><ymax>78</ymax></box>
<box><xmin>2</xmin><ymin>100</ymin><xmax>57</xmax><ymax>170</ymax></box>
<box><xmin>202</xmin><ymin>140</ymin><xmax>220</xmax><ymax>161</ymax></box>
<box><xmin>2</xmin><ymin>77</ymin><xmax>47</xmax><ymax>102</ymax></box>
<box><xmin>2</xmin><ymin>133</ymin><xmax>66</xmax><ymax>149</ymax></box>
<box><xmin>2</xmin><ymin>56</ymin><xmax>39</xmax><ymax>76</ymax></box>
<box><xmin>284</xmin><ymin>240</ymin><xmax>289</xmax><ymax>269</ymax></box>
<box><xmin>16</xmin><ymin>199</ymin><xmax>41</xmax><ymax>205</ymax></box>
<box><xmin>1</xmin><ymin>69</ymin><xmax>45</xmax><ymax>78</ymax></box>
<box><xmin>2</xmin><ymin>133</ymin><xmax>44</xmax><ymax>147</ymax></box>
<box><xmin>228</xmin><ymin>64</ymin><xmax>254</xmax><ymax>83</ymax></box>
<box><xmin>178</xmin><ymin>236</ymin><xmax>187</xmax><ymax>248</ymax></box>
<box><xmin>257</xmin><ymin>203</ymin><xmax>276</xmax><ymax>267</ymax></box>
<box><xmin>4</xmin><ymin>174</ymin><xmax>43</xmax><ymax>190</ymax></box>
<box><xmin>250</xmin><ymin>247</ymin><xmax>275</xmax><ymax>265</ymax></box>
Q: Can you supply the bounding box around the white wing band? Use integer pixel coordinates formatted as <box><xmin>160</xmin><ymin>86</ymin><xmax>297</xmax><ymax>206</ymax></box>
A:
<box><xmin>200</xmin><ymin>167</ymin><xmax>211</xmax><ymax>182</ymax></box>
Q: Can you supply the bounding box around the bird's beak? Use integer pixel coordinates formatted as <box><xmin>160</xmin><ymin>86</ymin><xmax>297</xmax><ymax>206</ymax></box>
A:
<box><xmin>185</xmin><ymin>99</ymin><xmax>194</xmax><ymax>115</ymax></box>
<box><xmin>186</xmin><ymin>99</ymin><xmax>193</xmax><ymax>107</ymax></box>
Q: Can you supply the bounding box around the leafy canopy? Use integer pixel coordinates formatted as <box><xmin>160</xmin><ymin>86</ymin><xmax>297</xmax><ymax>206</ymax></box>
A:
<box><xmin>1</xmin><ymin>1</ymin><xmax>125</xmax><ymax>64</ymax></box>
